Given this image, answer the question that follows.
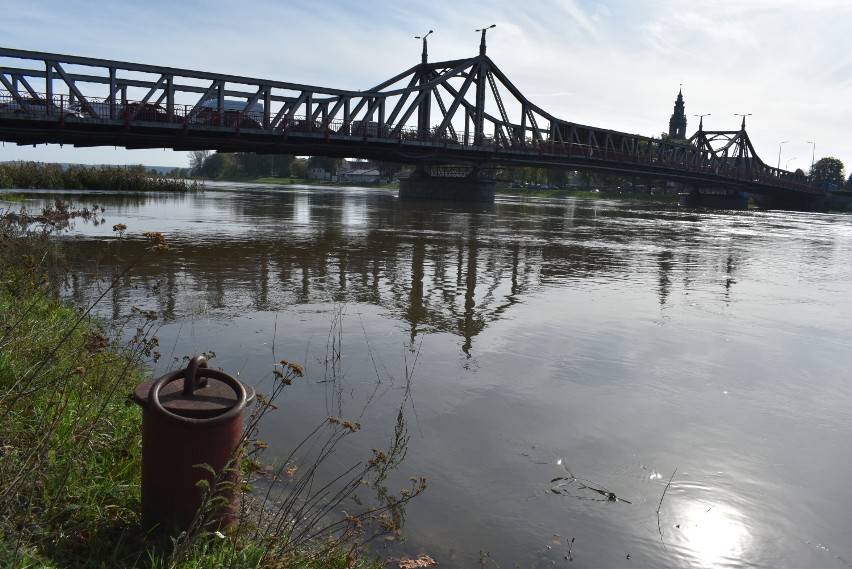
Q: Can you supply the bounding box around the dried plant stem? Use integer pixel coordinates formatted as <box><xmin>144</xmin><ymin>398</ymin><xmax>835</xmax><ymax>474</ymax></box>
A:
<box><xmin>656</xmin><ymin>467</ymin><xmax>677</xmax><ymax>550</ymax></box>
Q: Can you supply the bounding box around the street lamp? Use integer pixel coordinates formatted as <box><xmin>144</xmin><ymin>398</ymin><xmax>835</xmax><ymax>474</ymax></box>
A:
<box><xmin>807</xmin><ymin>141</ymin><xmax>816</xmax><ymax>172</ymax></box>
<box><xmin>786</xmin><ymin>157</ymin><xmax>796</xmax><ymax>170</ymax></box>
<box><xmin>734</xmin><ymin>112</ymin><xmax>751</xmax><ymax>129</ymax></box>
<box><xmin>476</xmin><ymin>24</ymin><xmax>496</xmax><ymax>55</ymax></box>
<box><xmin>415</xmin><ymin>30</ymin><xmax>433</xmax><ymax>63</ymax></box>
<box><xmin>777</xmin><ymin>140</ymin><xmax>789</xmax><ymax>170</ymax></box>
<box><xmin>694</xmin><ymin>113</ymin><xmax>711</xmax><ymax>130</ymax></box>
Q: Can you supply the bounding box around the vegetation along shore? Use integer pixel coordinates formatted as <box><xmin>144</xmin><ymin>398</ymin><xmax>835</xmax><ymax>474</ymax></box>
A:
<box><xmin>0</xmin><ymin>161</ymin><xmax>203</xmax><ymax>192</ymax></box>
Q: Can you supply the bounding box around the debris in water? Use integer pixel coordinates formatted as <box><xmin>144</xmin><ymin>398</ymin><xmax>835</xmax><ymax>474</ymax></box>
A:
<box><xmin>398</xmin><ymin>555</ymin><xmax>437</xmax><ymax>568</ymax></box>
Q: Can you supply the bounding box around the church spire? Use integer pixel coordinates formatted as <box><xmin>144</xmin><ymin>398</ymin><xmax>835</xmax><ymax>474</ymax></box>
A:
<box><xmin>668</xmin><ymin>86</ymin><xmax>687</xmax><ymax>141</ymax></box>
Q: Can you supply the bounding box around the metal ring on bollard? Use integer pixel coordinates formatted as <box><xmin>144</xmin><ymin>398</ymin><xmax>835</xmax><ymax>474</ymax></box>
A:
<box><xmin>148</xmin><ymin>367</ymin><xmax>247</xmax><ymax>429</ymax></box>
<box><xmin>183</xmin><ymin>355</ymin><xmax>209</xmax><ymax>396</ymax></box>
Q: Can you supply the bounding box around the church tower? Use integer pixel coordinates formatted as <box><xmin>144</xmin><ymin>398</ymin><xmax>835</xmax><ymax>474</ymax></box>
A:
<box><xmin>668</xmin><ymin>88</ymin><xmax>687</xmax><ymax>141</ymax></box>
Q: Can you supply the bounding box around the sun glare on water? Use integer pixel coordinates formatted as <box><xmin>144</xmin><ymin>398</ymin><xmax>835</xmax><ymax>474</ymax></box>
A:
<box><xmin>673</xmin><ymin>502</ymin><xmax>752</xmax><ymax>568</ymax></box>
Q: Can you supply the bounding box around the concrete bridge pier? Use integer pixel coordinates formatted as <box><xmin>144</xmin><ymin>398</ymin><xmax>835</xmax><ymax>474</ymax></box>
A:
<box><xmin>679</xmin><ymin>187</ymin><xmax>748</xmax><ymax>210</ymax></box>
<box><xmin>399</xmin><ymin>166</ymin><xmax>496</xmax><ymax>203</ymax></box>
<box><xmin>751</xmin><ymin>193</ymin><xmax>820</xmax><ymax>211</ymax></box>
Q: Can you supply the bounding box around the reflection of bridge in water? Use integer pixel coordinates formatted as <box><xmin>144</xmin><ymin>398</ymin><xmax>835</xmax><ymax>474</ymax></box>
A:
<box><xmin>0</xmin><ymin>41</ymin><xmax>825</xmax><ymax>208</ymax></box>
<box><xmin>59</xmin><ymin>190</ymin><xmax>751</xmax><ymax>354</ymax></box>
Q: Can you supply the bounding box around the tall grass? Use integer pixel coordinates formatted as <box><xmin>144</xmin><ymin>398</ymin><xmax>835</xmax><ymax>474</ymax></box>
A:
<box><xmin>0</xmin><ymin>208</ymin><xmax>159</xmax><ymax>566</ymax></box>
<box><xmin>0</xmin><ymin>203</ymin><xmax>423</xmax><ymax>568</ymax></box>
<box><xmin>0</xmin><ymin>162</ymin><xmax>203</xmax><ymax>192</ymax></box>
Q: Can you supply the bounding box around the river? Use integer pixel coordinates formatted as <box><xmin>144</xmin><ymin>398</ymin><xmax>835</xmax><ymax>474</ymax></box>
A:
<box><xmin>4</xmin><ymin>182</ymin><xmax>852</xmax><ymax>568</ymax></box>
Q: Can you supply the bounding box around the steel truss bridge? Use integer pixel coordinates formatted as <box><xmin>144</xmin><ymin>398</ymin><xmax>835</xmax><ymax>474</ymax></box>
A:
<box><xmin>0</xmin><ymin>44</ymin><xmax>821</xmax><ymax>204</ymax></box>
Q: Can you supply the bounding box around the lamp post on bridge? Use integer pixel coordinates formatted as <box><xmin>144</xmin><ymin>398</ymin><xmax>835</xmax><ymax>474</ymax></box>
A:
<box><xmin>476</xmin><ymin>24</ymin><xmax>496</xmax><ymax>55</ymax></box>
<box><xmin>473</xmin><ymin>24</ymin><xmax>496</xmax><ymax>145</ymax></box>
<box><xmin>415</xmin><ymin>30</ymin><xmax>433</xmax><ymax>64</ymax></box>
<box><xmin>694</xmin><ymin>113</ymin><xmax>711</xmax><ymax>130</ymax></box>
<box><xmin>734</xmin><ymin>113</ymin><xmax>751</xmax><ymax>129</ymax></box>
<box><xmin>777</xmin><ymin>140</ymin><xmax>789</xmax><ymax>170</ymax></box>
<box><xmin>415</xmin><ymin>30</ymin><xmax>435</xmax><ymax>139</ymax></box>
<box><xmin>807</xmin><ymin>141</ymin><xmax>816</xmax><ymax>174</ymax></box>
<box><xmin>786</xmin><ymin>157</ymin><xmax>796</xmax><ymax>171</ymax></box>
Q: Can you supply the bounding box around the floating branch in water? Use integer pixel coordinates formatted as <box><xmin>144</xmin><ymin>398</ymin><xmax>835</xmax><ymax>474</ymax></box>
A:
<box><xmin>549</xmin><ymin>459</ymin><xmax>632</xmax><ymax>504</ymax></box>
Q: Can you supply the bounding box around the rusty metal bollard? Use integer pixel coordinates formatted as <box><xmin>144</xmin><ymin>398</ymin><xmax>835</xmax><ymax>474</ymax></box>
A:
<box><xmin>133</xmin><ymin>356</ymin><xmax>255</xmax><ymax>530</ymax></box>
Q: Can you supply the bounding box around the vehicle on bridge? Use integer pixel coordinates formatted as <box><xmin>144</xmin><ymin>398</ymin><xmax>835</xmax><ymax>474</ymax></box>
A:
<box><xmin>68</xmin><ymin>100</ymin><xmax>113</xmax><ymax>119</ymax></box>
<box><xmin>0</xmin><ymin>96</ymin><xmax>75</xmax><ymax>118</ymax></box>
<box><xmin>67</xmin><ymin>100</ymin><xmax>175</xmax><ymax>123</ymax></box>
<box><xmin>192</xmin><ymin>99</ymin><xmax>263</xmax><ymax>129</ymax></box>
<box><xmin>65</xmin><ymin>98</ymin><xmax>264</xmax><ymax>127</ymax></box>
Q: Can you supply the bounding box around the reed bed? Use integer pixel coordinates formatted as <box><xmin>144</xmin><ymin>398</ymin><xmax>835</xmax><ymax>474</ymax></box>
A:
<box><xmin>0</xmin><ymin>162</ymin><xmax>203</xmax><ymax>192</ymax></box>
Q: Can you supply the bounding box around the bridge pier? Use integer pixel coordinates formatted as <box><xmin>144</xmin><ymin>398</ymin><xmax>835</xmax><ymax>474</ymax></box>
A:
<box><xmin>679</xmin><ymin>188</ymin><xmax>748</xmax><ymax>210</ymax></box>
<box><xmin>399</xmin><ymin>169</ymin><xmax>495</xmax><ymax>203</ymax></box>
<box><xmin>751</xmin><ymin>193</ymin><xmax>820</xmax><ymax>211</ymax></box>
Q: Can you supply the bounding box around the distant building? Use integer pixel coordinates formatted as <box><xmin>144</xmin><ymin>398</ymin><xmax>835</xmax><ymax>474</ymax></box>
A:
<box><xmin>307</xmin><ymin>167</ymin><xmax>330</xmax><ymax>180</ymax></box>
<box><xmin>668</xmin><ymin>88</ymin><xmax>687</xmax><ymax>141</ymax></box>
<box><xmin>341</xmin><ymin>168</ymin><xmax>381</xmax><ymax>183</ymax></box>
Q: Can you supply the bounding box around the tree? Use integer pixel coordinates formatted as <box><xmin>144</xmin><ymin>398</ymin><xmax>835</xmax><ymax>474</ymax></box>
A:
<box><xmin>810</xmin><ymin>157</ymin><xmax>845</xmax><ymax>190</ymax></box>
<box><xmin>234</xmin><ymin>152</ymin><xmax>264</xmax><ymax>176</ymax></box>
<box><xmin>270</xmin><ymin>154</ymin><xmax>293</xmax><ymax>178</ymax></box>
<box><xmin>289</xmin><ymin>158</ymin><xmax>308</xmax><ymax>179</ymax></box>
<box><xmin>374</xmin><ymin>160</ymin><xmax>402</xmax><ymax>182</ymax></box>
<box><xmin>188</xmin><ymin>150</ymin><xmax>210</xmax><ymax>175</ymax></box>
<box><xmin>199</xmin><ymin>152</ymin><xmax>236</xmax><ymax>178</ymax></box>
<box><xmin>168</xmin><ymin>167</ymin><xmax>190</xmax><ymax>178</ymax></box>
<box><xmin>546</xmin><ymin>168</ymin><xmax>568</xmax><ymax>188</ymax></box>
<box><xmin>233</xmin><ymin>153</ymin><xmax>293</xmax><ymax>177</ymax></box>
<box><xmin>307</xmin><ymin>156</ymin><xmax>342</xmax><ymax>176</ymax></box>
<box><xmin>847</xmin><ymin>173</ymin><xmax>852</xmax><ymax>190</ymax></box>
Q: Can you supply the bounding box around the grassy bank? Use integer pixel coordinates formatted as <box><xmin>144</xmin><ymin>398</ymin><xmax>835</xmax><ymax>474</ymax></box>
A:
<box><xmin>0</xmin><ymin>216</ymin><xmax>150</xmax><ymax>566</ymax></box>
<box><xmin>0</xmin><ymin>162</ymin><xmax>203</xmax><ymax>192</ymax></box>
<box><xmin>0</xmin><ymin>208</ymin><xmax>421</xmax><ymax>568</ymax></box>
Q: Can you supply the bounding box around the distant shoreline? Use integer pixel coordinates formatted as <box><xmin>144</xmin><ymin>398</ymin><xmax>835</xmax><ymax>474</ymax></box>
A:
<box><xmin>200</xmin><ymin>175</ymin><xmax>681</xmax><ymax>203</ymax></box>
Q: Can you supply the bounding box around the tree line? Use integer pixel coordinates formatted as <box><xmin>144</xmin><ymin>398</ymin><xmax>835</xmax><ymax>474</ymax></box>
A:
<box><xmin>188</xmin><ymin>151</ymin><xmax>296</xmax><ymax>178</ymax></box>
<box><xmin>188</xmin><ymin>151</ymin><xmax>407</xmax><ymax>181</ymax></box>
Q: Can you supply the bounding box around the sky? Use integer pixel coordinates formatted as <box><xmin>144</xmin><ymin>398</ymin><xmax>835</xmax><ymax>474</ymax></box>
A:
<box><xmin>2</xmin><ymin>0</ymin><xmax>850</xmax><ymax>174</ymax></box>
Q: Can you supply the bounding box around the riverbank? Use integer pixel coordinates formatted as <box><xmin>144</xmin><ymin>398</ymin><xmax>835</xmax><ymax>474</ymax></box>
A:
<box><xmin>0</xmin><ymin>211</ymin><xmax>406</xmax><ymax>568</ymax></box>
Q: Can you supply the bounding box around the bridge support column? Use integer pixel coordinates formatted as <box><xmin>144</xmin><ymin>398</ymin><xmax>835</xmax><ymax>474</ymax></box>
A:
<box><xmin>751</xmin><ymin>193</ymin><xmax>820</xmax><ymax>211</ymax></box>
<box><xmin>399</xmin><ymin>169</ymin><xmax>495</xmax><ymax>203</ymax></box>
<box><xmin>679</xmin><ymin>188</ymin><xmax>748</xmax><ymax>210</ymax></box>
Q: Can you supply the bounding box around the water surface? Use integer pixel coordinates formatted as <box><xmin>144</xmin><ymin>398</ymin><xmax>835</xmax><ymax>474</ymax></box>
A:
<box><xmin>5</xmin><ymin>183</ymin><xmax>852</xmax><ymax>568</ymax></box>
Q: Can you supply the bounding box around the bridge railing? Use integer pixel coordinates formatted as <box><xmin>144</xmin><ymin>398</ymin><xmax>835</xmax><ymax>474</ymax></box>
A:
<box><xmin>0</xmin><ymin>90</ymin><xmax>76</xmax><ymax>117</ymax></box>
